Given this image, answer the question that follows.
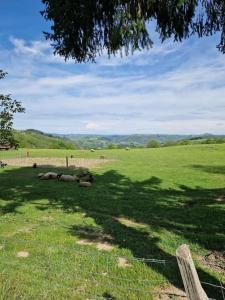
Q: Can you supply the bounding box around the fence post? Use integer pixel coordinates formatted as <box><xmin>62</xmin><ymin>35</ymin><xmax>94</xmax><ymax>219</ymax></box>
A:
<box><xmin>176</xmin><ymin>244</ymin><xmax>209</xmax><ymax>300</ymax></box>
<box><xmin>66</xmin><ymin>156</ymin><xmax>69</xmax><ymax>168</ymax></box>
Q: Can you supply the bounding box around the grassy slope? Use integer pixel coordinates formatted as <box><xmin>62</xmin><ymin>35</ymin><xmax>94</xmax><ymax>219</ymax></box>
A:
<box><xmin>0</xmin><ymin>144</ymin><xmax>224</xmax><ymax>299</ymax></box>
<box><xmin>13</xmin><ymin>130</ymin><xmax>76</xmax><ymax>150</ymax></box>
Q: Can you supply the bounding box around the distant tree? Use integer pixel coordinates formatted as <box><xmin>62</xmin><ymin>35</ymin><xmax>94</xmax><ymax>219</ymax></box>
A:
<box><xmin>147</xmin><ymin>139</ymin><xmax>160</xmax><ymax>148</ymax></box>
<box><xmin>108</xmin><ymin>143</ymin><xmax>117</xmax><ymax>149</ymax></box>
<box><xmin>41</xmin><ymin>0</ymin><xmax>225</xmax><ymax>63</ymax></box>
<box><xmin>178</xmin><ymin>139</ymin><xmax>191</xmax><ymax>145</ymax></box>
<box><xmin>116</xmin><ymin>144</ymin><xmax>124</xmax><ymax>149</ymax></box>
<box><xmin>163</xmin><ymin>140</ymin><xmax>177</xmax><ymax>147</ymax></box>
<box><xmin>203</xmin><ymin>138</ymin><xmax>225</xmax><ymax>144</ymax></box>
<box><xmin>0</xmin><ymin>70</ymin><xmax>25</xmax><ymax>147</ymax></box>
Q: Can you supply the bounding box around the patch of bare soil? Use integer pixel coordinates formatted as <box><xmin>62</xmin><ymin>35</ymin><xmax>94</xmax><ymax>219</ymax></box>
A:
<box><xmin>96</xmin><ymin>243</ymin><xmax>114</xmax><ymax>251</ymax></box>
<box><xmin>0</xmin><ymin>245</ymin><xmax>4</xmax><ymax>250</ymax></box>
<box><xmin>74</xmin><ymin>226</ymin><xmax>113</xmax><ymax>242</ymax></box>
<box><xmin>75</xmin><ymin>226</ymin><xmax>115</xmax><ymax>251</ymax></box>
<box><xmin>200</xmin><ymin>251</ymin><xmax>225</xmax><ymax>274</ymax></box>
<box><xmin>76</xmin><ymin>239</ymin><xmax>114</xmax><ymax>251</ymax></box>
<box><xmin>155</xmin><ymin>285</ymin><xmax>187</xmax><ymax>299</ymax></box>
<box><xmin>4</xmin><ymin>157</ymin><xmax>112</xmax><ymax>169</ymax></box>
<box><xmin>114</xmin><ymin>217</ymin><xmax>148</xmax><ymax>229</ymax></box>
<box><xmin>40</xmin><ymin>216</ymin><xmax>54</xmax><ymax>222</ymax></box>
<box><xmin>117</xmin><ymin>257</ymin><xmax>131</xmax><ymax>268</ymax></box>
<box><xmin>16</xmin><ymin>226</ymin><xmax>34</xmax><ymax>234</ymax></box>
<box><xmin>16</xmin><ymin>251</ymin><xmax>29</xmax><ymax>258</ymax></box>
<box><xmin>76</xmin><ymin>239</ymin><xmax>94</xmax><ymax>246</ymax></box>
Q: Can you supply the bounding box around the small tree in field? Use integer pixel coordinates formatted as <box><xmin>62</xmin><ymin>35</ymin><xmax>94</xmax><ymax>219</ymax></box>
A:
<box><xmin>147</xmin><ymin>139</ymin><xmax>160</xmax><ymax>148</ymax></box>
<box><xmin>0</xmin><ymin>70</ymin><xmax>25</xmax><ymax>147</ymax></box>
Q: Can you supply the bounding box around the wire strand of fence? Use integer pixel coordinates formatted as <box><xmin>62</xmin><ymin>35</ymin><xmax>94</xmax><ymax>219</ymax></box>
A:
<box><xmin>0</xmin><ymin>238</ymin><xmax>177</xmax><ymax>265</ymax></box>
<box><xmin>2</xmin><ymin>259</ymin><xmax>224</xmax><ymax>299</ymax></box>
<box><xmin>2</xmin><ymin>245</ymin><xmax>224</xmax><ymax>287</ymax></box>
<box><xmin>201</xmin><ymin>281</ymin><xmax>225</xmax><ymax>291</ymax></box>
<box><xmin>0</xmin><ymin>259</ymin><xmax>175</xmax><ymax>286</ymax></box>
<box><xmin>77</xmin><ymin>275</ymin><xmax>200</xmax><ymax>299</ymax></box>
<box><xmin>4</xmin><ymin>235</ymin><xmax>223</xmax><ymax>274</ymax></box>
<box><xmin>93</xmin><ymin>273</ymin><xmax>167</xmax><ymax>284</ymax></box>
<box><xmin>220</xmin><ymin>280</ymin><xmax>225</xmax><ymax>300</ymax></box>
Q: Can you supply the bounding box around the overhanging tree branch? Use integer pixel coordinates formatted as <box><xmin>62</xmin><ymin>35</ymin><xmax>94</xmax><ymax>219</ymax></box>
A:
<box><xmin>41</xmin><ymin>0</ymin><xmax>225</xmax><ymax>63</ymax></box>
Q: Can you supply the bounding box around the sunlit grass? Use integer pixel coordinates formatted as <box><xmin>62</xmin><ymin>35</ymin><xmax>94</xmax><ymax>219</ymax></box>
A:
<box><xmin>0</xmin><ymin>144</ymin><xmax>224</xmax><ymax>299</ymax></box>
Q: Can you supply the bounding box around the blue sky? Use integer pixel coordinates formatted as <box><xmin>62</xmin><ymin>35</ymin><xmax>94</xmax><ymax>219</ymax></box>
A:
<box><xmin>0</xmin><ymin>0</ymin><xmax>225</xmax><ymax>134</ymax></box>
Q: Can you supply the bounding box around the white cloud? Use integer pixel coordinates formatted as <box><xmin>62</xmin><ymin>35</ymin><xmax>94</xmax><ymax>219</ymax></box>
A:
<box><xmin>9</xmin><ymin>36</ymin><xmax>73</xmax><ymax>64</ymax></box>
<box><xmin>85</xmin><ymin>122</ymin><xmax>99</xmax><ymax>130</ymax></box>
<box><xmin>96</xmin><ymin>41</ymin><xmax>179</xmax><ymax>67</ymax></box>
<box><xmin>10</xmin><ymin>37</ymin><xmax>49</xmax><ymax>56</ymax></box>
<box><xmin>0</xmin><ymin>35</ymin><xmax>225</xmax><ymax>134</ymax></box>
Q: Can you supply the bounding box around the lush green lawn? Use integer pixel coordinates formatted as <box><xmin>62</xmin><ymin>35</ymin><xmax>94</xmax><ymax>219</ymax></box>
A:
<box><xmin>0</xmin><ymin>145</ymin><xmax>224</xmax><ymax>299</ymax></box>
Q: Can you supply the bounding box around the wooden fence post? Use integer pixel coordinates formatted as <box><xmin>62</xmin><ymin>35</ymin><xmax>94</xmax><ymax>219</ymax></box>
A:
<box><xmin>66</xmin><ymin>156</ymin><xmax>69</xmax><ymax>168</ymax></box>
<box><xmin>176</xmin><ymin>244</ymin><xmax>209</xmax><ymax>300</ymax></box>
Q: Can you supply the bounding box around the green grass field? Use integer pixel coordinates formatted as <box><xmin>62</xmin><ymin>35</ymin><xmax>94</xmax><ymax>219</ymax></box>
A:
<box><xmin>0</xmin><ymin>145</ymin><xmax>224</xmax><ymax>299</ymax></box>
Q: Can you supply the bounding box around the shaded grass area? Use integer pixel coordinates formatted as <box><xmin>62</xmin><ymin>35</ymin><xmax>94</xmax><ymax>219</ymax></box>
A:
<box><xmin>0</xmin><ymin>144</ymin><xmax>225</xmax><ymax>299</ymax></box>
<box><xmin>192</xmin><ymin>164</ymin><xmax>225</xmax><ymax>175</ymax></box>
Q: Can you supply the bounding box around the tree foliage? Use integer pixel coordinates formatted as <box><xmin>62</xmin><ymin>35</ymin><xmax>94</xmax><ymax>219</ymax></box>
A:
<box><xmin>41</xmin><ymin>0</ymin><xmax>225</xmax><ymax>62</ymax></box>
<box><xmin>0</xmin><ymin>70</ymin><xmax>25</xmax><ymax>146</ymax></box>
<box><xmin>147</xmin><ymin>139</ymin><xmax>160</xmax><ymax>148</ymax></box>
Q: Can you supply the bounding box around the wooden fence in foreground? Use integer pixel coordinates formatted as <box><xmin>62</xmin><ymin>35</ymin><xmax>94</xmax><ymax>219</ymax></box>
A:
<box><xmin>176</xmin><ymin>244</ymin><xmax>225</xmax><ymax>300</ymax></box>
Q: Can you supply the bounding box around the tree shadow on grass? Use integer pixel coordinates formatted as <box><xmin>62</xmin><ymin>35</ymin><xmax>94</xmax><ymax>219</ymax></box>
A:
<box><xmin>0</xmin><ymin>167</ymin><xmax>224</xmax><ymax>298</ymax></box>
<box><xmin>192</xmin><ymin>164</ymin><xmax>225</xmax><ymax>175</ymax></box>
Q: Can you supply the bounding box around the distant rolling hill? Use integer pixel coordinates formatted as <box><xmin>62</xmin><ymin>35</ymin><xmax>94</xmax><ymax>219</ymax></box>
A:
<box><xmin>14</xmin><ymin>129</ymin><xmax>77</xmax><ymax>149</ymax></box>
<box><xmin>15</xmin><ymin>130</ymin><xmax>225</xmax><ymax>149</ymax></box>
<box><xmin>56</xmin><ymin>134</ymin><xmax>192</xmax><ymax>148</ymax></box>
<box><xmin>55</xmin><ymin>133</ymin><xmax>225</xmax><ymax>149</ymax></box>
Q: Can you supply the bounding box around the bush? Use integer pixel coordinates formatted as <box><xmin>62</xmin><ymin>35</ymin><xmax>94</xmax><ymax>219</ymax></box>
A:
<box><xmin>147</xmin><ymin>140</ymin><xmax>160</xmax><ymax>148</ymax></box>
<box><xmin>107</xmin><ymin>143</ymin><xmax>117</xmax><ymax>149</ymax></box>
<box><xmin>178</xmin><ymin>140</ymin><xmax>191</xmax><ymax>145</ymax></box>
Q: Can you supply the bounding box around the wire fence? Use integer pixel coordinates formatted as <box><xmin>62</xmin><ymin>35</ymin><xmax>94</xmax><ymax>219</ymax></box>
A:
<box><xmin>0</xmin><ymin>238</ymin><xmax>224</xmax><ymax>300</ymax></box>
<box><xmin>0</xmin><ymin>242</ymin><xmax>177</xmax><ymax>299</ymax></box>
<box><xmin>0</xmin><ymin>150</ymin><xmax>117</xmax><ymax>170</ymax></box>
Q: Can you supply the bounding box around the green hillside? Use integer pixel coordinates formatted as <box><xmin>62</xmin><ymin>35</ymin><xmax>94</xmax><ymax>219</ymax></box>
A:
<box><xmin>13</xmin><ymin>129</ymin><xmax>76</xmax><ymax>150</ymax></box>
<box><xmin>56</xmin><ymin>133</ymin><xmax>192</xmax><ymax>149</ymax></box>
<box><xmin>57</xmin><ymin>133</ymin><xmax>225</xmax><ymax>149</ymax></box>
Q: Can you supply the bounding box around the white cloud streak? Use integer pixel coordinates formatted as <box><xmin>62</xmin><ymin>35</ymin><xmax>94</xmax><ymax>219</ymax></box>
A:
<box><xmin>0</xmin><ymin>35</ymin><xmax>224</xmax><ymax>134</ymax></box>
